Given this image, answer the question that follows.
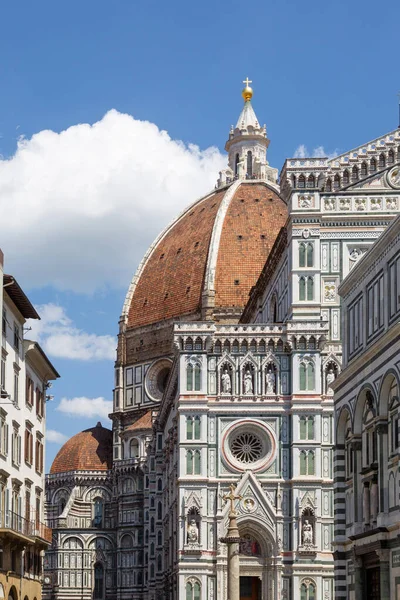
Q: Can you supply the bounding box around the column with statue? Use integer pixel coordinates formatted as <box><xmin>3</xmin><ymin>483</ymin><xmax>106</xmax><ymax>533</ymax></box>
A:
<box><xmin>220</xmin><ymin>484</ymin><xmax>243</xmax><ymax>600</ymax></box>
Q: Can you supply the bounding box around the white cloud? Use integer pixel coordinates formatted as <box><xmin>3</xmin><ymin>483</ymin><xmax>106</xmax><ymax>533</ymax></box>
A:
<box><xmin>0</xmin><ymin>110</ymin><xmax>226</xmax><ymax>293</ymax></box>
<box><xmin>56</xmin><ymin>396</ymin><xmax>113</xmax><ymax>420</ymax></box>
<box><xmin>46</xmin><ymin>429</ymin><xmax>68</xmax><ymax>444</ymax></box>
<box><xmin>28</xmin><ymin>303</ymin><xmax>115</xmax><ymax>361</ymax></box>
<box><xmin>293</xmin><ymin>144</ymin><xmax>338</xmax><ymax>159</ymax></box>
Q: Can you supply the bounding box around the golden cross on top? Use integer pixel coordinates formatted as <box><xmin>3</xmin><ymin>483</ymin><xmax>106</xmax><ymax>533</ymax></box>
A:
<box><xmin>223</xmin><ymin>483</ymin><xmax>243</xmax><ymax>515</ymax></box>
<box><xmin>243</xmin><ymin>77</ymin><xmax>252</xmax><ymax>87</ymax></box>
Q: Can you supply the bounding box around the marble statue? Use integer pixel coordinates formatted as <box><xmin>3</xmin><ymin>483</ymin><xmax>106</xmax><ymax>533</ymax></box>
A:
<box><xmin>266</xmin><ymin>368</ymin><xmax>276</xmax><ymax>394</ymax></box>
<box><xmin>302</xmin><ymin>520</ymin><xmax>313</xmax><ymax>545</ymax></box>
<box><xmin>244</xmin><ymin>369</ymin><xmax>253</xmax><ymax>394</ymax></box>
<box><xmin>221</xmin><ymin>368</ymin><xmax>231</xmax><ymax>393</ymax></box>
<box><xmin>187</xmin><ymin>519</ymin><xmax>199</xmax><ymax>543</ymax></box>
<box><xmin>326</xmin><ymin>368</ymin><xmax>335</xmax><ymax>395</ymax></box>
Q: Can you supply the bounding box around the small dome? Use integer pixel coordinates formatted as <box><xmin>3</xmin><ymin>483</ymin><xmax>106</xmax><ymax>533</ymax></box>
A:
<box><xmin>50</xmin><ymin>423</ymin><xmax>112</xmax><ymax>474</ymax></box>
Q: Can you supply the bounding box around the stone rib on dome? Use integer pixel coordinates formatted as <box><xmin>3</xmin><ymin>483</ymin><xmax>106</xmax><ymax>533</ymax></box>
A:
<box><xmin>124</xmin><ymin>181</ymin><xmax>287</xmax><ymax>329</ymax></box>
<box><xmin>50</xmin><ymin>423</ymin><xmax>112</xmax><ymax>474</ymax></box>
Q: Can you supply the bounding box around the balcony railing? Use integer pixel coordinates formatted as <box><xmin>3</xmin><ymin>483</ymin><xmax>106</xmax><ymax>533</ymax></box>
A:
<box><xmin>0</xmin><ymin>510</ymin><xmax>52</xmax><ymax>543</ymax></box>
<box><xmin>0</xmin><ymin>509</ymin><xmax>33</xmax><ymax>538</ymax></box>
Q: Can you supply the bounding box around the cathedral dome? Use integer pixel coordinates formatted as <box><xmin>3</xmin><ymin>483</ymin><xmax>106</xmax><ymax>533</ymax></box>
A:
<box><xmin>50</xmin><ymin>422</ymin><xmax>112</xmax><ymax>474</ymax></box>
<box><xmin>123</xmin><ymin>181</ymin><xmax>287</xmax><ymax>328</ymax></box>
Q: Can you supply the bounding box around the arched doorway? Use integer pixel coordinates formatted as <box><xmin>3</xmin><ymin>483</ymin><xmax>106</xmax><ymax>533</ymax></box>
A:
<box><xmin>93</xmin><ymin>562</ymin><xmax>104</xmax><ymax>599</ymax></box>
<box><xmin>8</xmin><ymin>587</ymin><xmax>17</xmax><ymax>600</ymax></box>
<box><xmin>238</xmin><ymin>521</ymin><xmax>276</xmax><ymax>600</ymax></box>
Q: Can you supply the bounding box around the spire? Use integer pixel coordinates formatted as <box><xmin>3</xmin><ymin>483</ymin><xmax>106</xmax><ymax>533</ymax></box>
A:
<box><xmin>217</xmin><ymin>79</ymin><xmax>278</xmax><ymax>188</ymax></box>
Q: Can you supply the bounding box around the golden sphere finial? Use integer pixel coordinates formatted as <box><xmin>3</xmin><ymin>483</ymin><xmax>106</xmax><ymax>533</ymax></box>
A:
<box><xmin>242</xmin><ymin>77</ymin><xmax>253</xmax><ymax>102</ymax></box>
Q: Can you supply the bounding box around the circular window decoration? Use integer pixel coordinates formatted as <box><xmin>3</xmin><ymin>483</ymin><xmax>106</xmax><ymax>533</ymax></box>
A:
<box><xmin>145</xmin><ymin>358</ymin><xmax>172</xmax><ymax>401</ymax></box>
<box><xmin>231</xmin><ymin>432</ymin><xmax>263</xmax><ymax>463</ymax></box>
<box><xmin>222</xmin><ymin>420</ymin><xmax>277</xmax><ymax>473</ymax></box>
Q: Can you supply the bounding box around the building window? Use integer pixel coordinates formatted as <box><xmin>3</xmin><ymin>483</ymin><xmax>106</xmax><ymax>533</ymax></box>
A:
<box><xmin>186</xmin><ymin>416</ymin><xmax>200</xmax><ymax>440</ymax></box>
<box><xmin>25</xmin><ymin>377</ymin><xmax>34</xmax><ymax>406</ymax></box>
<box><xmin>300</xmin><ymin>581</ymin><xmax>316</xmax><ymax>600</ymax></box>
<box><xmin>1</xmin><ymin>356</ymin><xmax>5</xmax><ymax>393</ymax></box>
<box><xmin>299</xmin><ymin>243</ymin><xmax>314</xmax><ymax>267</ymax></box>
<box><xmin>13</xmin><ymin>372</ymin><xmax>19</xmax><ymax>407</ymax></box>
<box><xmin>186</xmin><ymin>449</ymin><xmax>201</xmax><ymax>475</ymax></box>
<box><xmin>130</xmin><ymin>438</ymin><xmax>139</xmax><ymax>458</ymax></box>
<box><xmin>300</xmin><ymin>450</ymin><xmax>315</xmax><ymax>475</ymax></box>
<box><xmin>36</xmin><ymin>387</ymin><xmax>44</xmax><ymax>417</ymax></box>
<box><xmin>0</xmin><ymin>411</ymin><xmax>9</xmax><ymax>457</ymax></box>
<box><xmin>299</xmin><ymin>362</ymin><xmax>315</xmax><ymax>391</ymax></box>
<box><xmin>367</xmin><ymin>274</ymin><xmax>384</xmax><ymax>340</ymax></box>
<box><xmin>35</xmin><ymin>435</ymin><xmax>44</xmax><ymax>474</ymax></box>
<box><xmin>235</xmin><ymin>153</ymin><xmax>239</xmax><ymax>176</ymax></box>
<box><xmin>11</xmin><ymin>427</ymin><xmax>21</xmax><ymax>467</ymax></box>
<box><xmin>93</xmin><ymin>498</ymin><xmax>103</xmax><ymax>527</ymax></box>
<box><xmin>299</xmin><ymin>277</ymin><xmax>314</xmax><ymax>301</ymax></box>
<box><xmin>187</xmin><ymin>364</ymin><xmax>201</xmax><ymax>392</ymax></box>
<box><xmin>25</xmin><ymin>425</ymin><xmax>33</xmax><ymax>465</ymax></box>
<box><xmin>246</xmin><ymin>151</ymin><xmax>252</xmax><ymax>177</ymax></box>
<box><xmin>186</xmin><ymin>580</ymin><xmax>201</xmax><ymax>600</ymax></box>
<box><xmin>13</xmin><ymin>323</ymin><xmax>20</xmax><ymax>351</ymax></box>
<box><xmin>300</xmin><ymin>416</ymin><xmax>315</xmax><ymax>440</ymax></box>
<box><xmin>2</xmin><ymin>309</ymin><xmax>6</xmax><ymax>337</ymax></box>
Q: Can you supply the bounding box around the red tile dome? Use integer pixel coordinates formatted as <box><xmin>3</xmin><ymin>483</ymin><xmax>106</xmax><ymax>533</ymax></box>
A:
<box><xmin>50</xmin><ymin>422</ymin><xmax>112</xmax><ymax>474</ymax></box>
<box><xmin>123</xmin><ymin>181</ymin><xmax>287</xmax><ymax>328</ymax></box>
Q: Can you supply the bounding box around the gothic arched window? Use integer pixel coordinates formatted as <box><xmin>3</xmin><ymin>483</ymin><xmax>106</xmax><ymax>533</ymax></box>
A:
<box><xmin>352</xmin><ymin>165</ymin><xmax>359</xmax><ymax>182</ymax></box>
<box><xmin>379</xmin><ymin>153</ymin><xmax>386</xmax><ymax>169</ymax></box>
<box><xmin>343</xmin><ymin>170</ymin><xmax>350</xmax><ymax>185</ymax></box>
<box><xmin>235</xmin><ymin>153</ymin><xmax>239</xmax><ymax>176</ymax></box>
<box><xmin>306</xmin><ymin>243</ymin><xmax>314</xmax><ymax>267</ymax></box>
<box><xmin>194</xmin><ymin>365</ymin><xmax>201</xmax><ymax>391</ymax></box>
<box><xmin>246</xmin><ymin>151</ymin><xmax>253</xmax><ymax>177</ymax></box>
<box><xmin>186</xmin><ymin>580</ymin><xmax>201</xmax><ymax>600</ymax></box>
<box><xmin>300</xmin><ymin>416</ymin><xmax>315</xmax><ymax>440</ymax></box>
<box><xmin>93</xmin><ymin>498</ymin><xmax>103</xmax><ymax>527</ymax></box>
<box><xmin>388</xmin><ymin>149</ymin><xmax>395</xmax><ymax>164</ymax></box>
<box><xmin>299</xmin><ymin>277</ymin><xmax>306</xmax><ymax>301</ymax></box>
<box><xmin>370</xmin><ymin>158</ymin><xmax>377</xmax><ymax>172</ymax></box>
<box><xmin>300</xmin><ymin>362</ymin><xmax>315</xmax><ymax>391</ymax></box>
<box><xmin>299</xmin><ymin>243</ymin><xmax>306</xmax><ymax>268</ymax></box>
<box><xmin>306</xmin><ymin>277</ymin><xmax>314</xmax><ymax>300</ymax></box>
<box><xmin>325</xmin><ymin>178</ymin><xmax>332</xmax><ymax>192</ymax></box>
<box><xmin>300</xmin><ymin>581</ymin><xmax>316</xmax><ymax>600</ymax></box>
<box><xmin>334</xmin><ymin>174</ymin><xmax>341</xmax><ymax>190</ymax></box>
<box><xmin>361</xmin><ymin>161</ymin><xmax>368</xmax><ymax>176</ymax></box>
<box><xmin>187</xmin><ymin>364</ymin><xmax>193</xmax><ymax>391</ymax></box>
<box><xmin>130</xmin><ymin>438</ymin><xmax>139</xmax><ymax>458</ymax></box>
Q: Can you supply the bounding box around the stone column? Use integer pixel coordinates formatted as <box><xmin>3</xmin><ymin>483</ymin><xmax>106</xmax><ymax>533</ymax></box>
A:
<box><xmin>220</xmin><ymin>485</ymin><xmax>243</xmax><ymax>600</ymax></box>
<box><xmin>221</xmin><ymin>513</ymin><xmax>241</xmax><ymax>600</ymax></box>
<box><xmin>377</xmin><ymin>549</ymin><xmax>391</xmax><ymax>600</ymax></box>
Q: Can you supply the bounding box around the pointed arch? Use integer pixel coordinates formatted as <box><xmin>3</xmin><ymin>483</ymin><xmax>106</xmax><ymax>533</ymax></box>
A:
<box><xmin>361</xmin><ymin>161</ymin><xmax>368</xmax><ymax>176</ymax></box>
<box><xmin>343</xmin><ymin>169</ymin><xmax>350</xmax><ymax>185</ymax></box>
<box><xmin>379</xmin><ymin>153</ymin><xmax>386</xmax><ymax>169</ymax></box>
<box><xmin>352</xmin><ymin>165</ymin><xmax>359</xmax><ymax>182</ymax></box>
<box><xmin>370</xmin><ymin>157</ymin><xmax>377</xmax><ymax>172</ymax></box>
<box><xmin>325</xmin><ymin>177</ymin><xmax>332</xmax><ymax>192</ymax></box>
<box><xmin>333</xmin><ymin>173</ymin><xmax>341</xmax><ymax>190</ymax></box>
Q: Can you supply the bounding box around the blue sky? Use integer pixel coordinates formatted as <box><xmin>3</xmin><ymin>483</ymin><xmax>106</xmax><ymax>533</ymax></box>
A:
<box><xmin>0</xmin><ymin>0</ymin><xmax>399</xmax><ymax>470</ymax></box>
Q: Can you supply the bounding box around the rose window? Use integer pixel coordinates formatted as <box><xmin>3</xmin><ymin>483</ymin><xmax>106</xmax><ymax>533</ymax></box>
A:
<box><xmin>230</xmin><ymin>432</ymin><xmax>263</xmax><ymax>464</ymax></box>
<box><xmin>222</xmin><ymin>420</ymin><xmax>277</xmax><ymax>473</ymax></box>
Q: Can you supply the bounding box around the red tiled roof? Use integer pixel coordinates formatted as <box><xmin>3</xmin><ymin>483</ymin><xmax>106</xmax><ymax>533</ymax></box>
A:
<box><xmin>126</xmin><ymin>182</ymin><xmax>287</xmax><ymax>328</ymax></box>
<box><xmin>125</xmin><ymin>410</ymin><xmax>153</xmax><ymax>432</ymax></box>
<box><xmin>49</xmin><ymin>422</ymin><xmax>112</xmax><ymax>474</ymax></box>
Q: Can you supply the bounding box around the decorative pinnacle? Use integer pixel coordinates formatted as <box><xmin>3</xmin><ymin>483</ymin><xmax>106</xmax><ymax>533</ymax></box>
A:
<box><xmin>242</xmin><ymin>77</ymin><xmax>253</xmax><ymax>102</ymax></box>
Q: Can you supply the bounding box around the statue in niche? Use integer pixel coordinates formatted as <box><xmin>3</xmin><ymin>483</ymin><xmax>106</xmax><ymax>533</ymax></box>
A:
<box><xmin>326</xmin><ymin>368</ymin><xmax>335</xmax><ymax>395</ymax></box>
<box><xmin>302</xmin><ymin>519</ymin><xmax>313</xmax><ymax>545</ymax></box>
<box><xmin>244</xmin><ymin>369</ymin><xmax>253</xmax><ymax>394</ymax></box>
<box><xmin>187</xmin><ymin>519</ymin><xmax>199</xmax><ymax>543</ymax></box>
<box><xmin>221</xmin><ymin>368</ymin><xmax>231</xmax><ymax>394</ymax></box>
<box><xmin>266</xmin><ymin>368</ymin><xmax>276</xmax><ymax>394</ymax></box>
